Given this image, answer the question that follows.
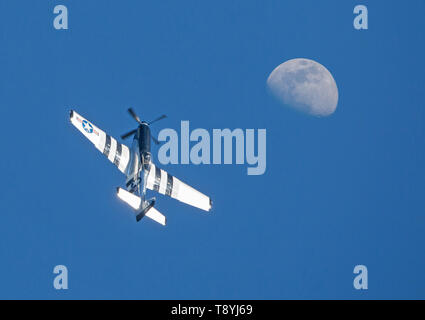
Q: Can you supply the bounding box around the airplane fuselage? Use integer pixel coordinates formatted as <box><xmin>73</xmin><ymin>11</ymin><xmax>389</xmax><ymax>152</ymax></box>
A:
<box><xmin>136</xmin><ymin>122</ymin><xmax>151</xmax><ymax>169</ymax></box>
<box><xmin>126</xmin><ymin>123</ymin><xmax>152</xmax><ymax>199</ymax></box>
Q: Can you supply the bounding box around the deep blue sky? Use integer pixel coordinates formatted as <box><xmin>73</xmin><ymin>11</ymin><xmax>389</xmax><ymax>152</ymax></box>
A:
<box><xmin>0</xmin><ymin>1</ymin><xmax>424</xmax><ymax>299</ymax></box>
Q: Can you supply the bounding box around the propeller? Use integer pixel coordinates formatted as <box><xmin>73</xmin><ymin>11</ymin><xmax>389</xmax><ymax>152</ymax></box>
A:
<box><xmin>121</xmin><ymin>108</ymin><xmax>167</xmax><ymax>143</ymax></box>
<box><xmin>148</xmin><ymin>114</ymin><xmax>167</xmax><ymax>125</ymax></box>
<box><xmin>121</xmin><ymin>129</ymin><xmax>137</xmax><ymax>140</ymax></box>
<box><xmin>128</xmin><ymin>108</ymin><xmax>142</xmax><ymax>124</ymax></box>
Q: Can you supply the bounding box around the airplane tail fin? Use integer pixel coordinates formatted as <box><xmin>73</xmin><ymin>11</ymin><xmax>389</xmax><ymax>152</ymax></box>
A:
<box><xmin>116</xmin><ymin>188</ymin><xmax>166</xmax><ymax>226</ymax></box>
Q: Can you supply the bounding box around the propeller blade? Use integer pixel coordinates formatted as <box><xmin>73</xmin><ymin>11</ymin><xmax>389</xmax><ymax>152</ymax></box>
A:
<box><xmin>148</xmin><ymin>114</ymin><xmax>167</xmax><ymax>125</ymax></box>
<box><xmin>152</xmin><ymin>136</ymin><xmax>160</xmax><ymax>145</ymax></box>
<box><xmin>128</xmin><ymin>108</ymin><xmax>142</xmax><ymax>124</ymax></box>
<box><xmin>121</xmin><ymin>129</ymin><xmax>137</xmax><ymax>140</ymax></box>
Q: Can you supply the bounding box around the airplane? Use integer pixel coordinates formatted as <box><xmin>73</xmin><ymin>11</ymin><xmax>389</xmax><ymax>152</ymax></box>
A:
<box><xmin>69</xmin><ymin>109</ymin><xmax>212</xmax><ymax>226</ymax></box>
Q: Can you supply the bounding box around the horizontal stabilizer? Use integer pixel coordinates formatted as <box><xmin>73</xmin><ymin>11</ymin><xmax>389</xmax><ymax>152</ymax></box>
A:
<box><xmin>145</xmin><ymin>207</ymin><xmax>166</xmax><ymax>226</ymax></box>
<box><xmin>117</xmin><ymin>187</ymin><xmax>141</xmax><ymax>210</ymax></box>
<box><xmin>116</xmin><ymin>188</ymin><xmax>166</xmax><ymax>226</ymax></box>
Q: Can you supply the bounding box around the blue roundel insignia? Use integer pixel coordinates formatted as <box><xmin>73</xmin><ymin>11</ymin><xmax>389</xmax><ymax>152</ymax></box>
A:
<box><xmin>82</xmin><ymin>120</ymin><xmax>93</xmax><ymax>133</ymax></box>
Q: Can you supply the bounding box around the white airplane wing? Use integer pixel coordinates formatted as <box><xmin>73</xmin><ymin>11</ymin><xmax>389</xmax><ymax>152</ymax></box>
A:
<box><xmin>146</xmin><ymin>163</ymin><xmax>212</xmax><ymax>212</ymax></box>
<box><xmin>70</xmin><ymin>110</ymin><xmax>131</xmax><ymax>174</ymax></box>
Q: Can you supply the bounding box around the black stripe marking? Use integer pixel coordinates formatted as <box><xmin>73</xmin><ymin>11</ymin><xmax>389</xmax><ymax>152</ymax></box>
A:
<box><xmin>153</xmin><ymin>167</ymin><xmax>161</xmax><ymax>192</ymax></box>
<box><xmin>165</xmin><ymin>174</ymin><xmax>173</xmax><ymax>196</ymax></box>
<box><xmin>114</xmin><ymin>143</ymin><xmax>122</xmax><ymax>166</ymax></box>
<box><xmin>103</xmin><ymin>135</ymin><xmax>111</xmax><ymax>157</ymax></box>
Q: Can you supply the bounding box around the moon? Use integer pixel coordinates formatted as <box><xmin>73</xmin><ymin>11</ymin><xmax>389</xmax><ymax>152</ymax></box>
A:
<box><xmin>267</xmin><ymin>58</ymin><xmax>339</xmax><ymax>117</ymax></box>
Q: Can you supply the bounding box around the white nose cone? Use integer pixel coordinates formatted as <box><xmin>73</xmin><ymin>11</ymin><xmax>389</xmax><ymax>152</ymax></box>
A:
<box><xmin>267</xmin><ymin>58</ymin><xmax>339</xmax><ymax>117</ymax></box>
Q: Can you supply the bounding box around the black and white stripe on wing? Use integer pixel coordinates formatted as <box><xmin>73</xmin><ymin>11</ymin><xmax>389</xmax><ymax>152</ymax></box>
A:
<box><xmin>103</xmin><ymin>135</ymin><xmax>112</xmax><ymax>157</ymax></box>
<box><xmin>113</xmin><ymin>142</ymin><xmax>122</xmax><ymax>166</ymax></box>
<box><xmin>151</xmin><ymin>166</ymin><xmax>174</xmax><ymax>196</ymax></box>
<box><xmin>102</xmin><ymin>134</ymin><xmax>129</xmax><ymax>173</ymax></box>
<box><xmin>166</xmin><ymin>174</ymin><xmax>173</xmax><ymax>196</ymax></box>
<box><xmin>153</xmin><ymin>166</ymin><xmax>161</xmax><ymax>192</ymax></box>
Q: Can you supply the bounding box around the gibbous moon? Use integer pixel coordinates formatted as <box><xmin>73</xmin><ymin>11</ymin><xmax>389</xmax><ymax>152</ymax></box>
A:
<box><xmin>267</xmin><ymin>58</ymin><xmax>339</xmax><ymax>117</ymax></box>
